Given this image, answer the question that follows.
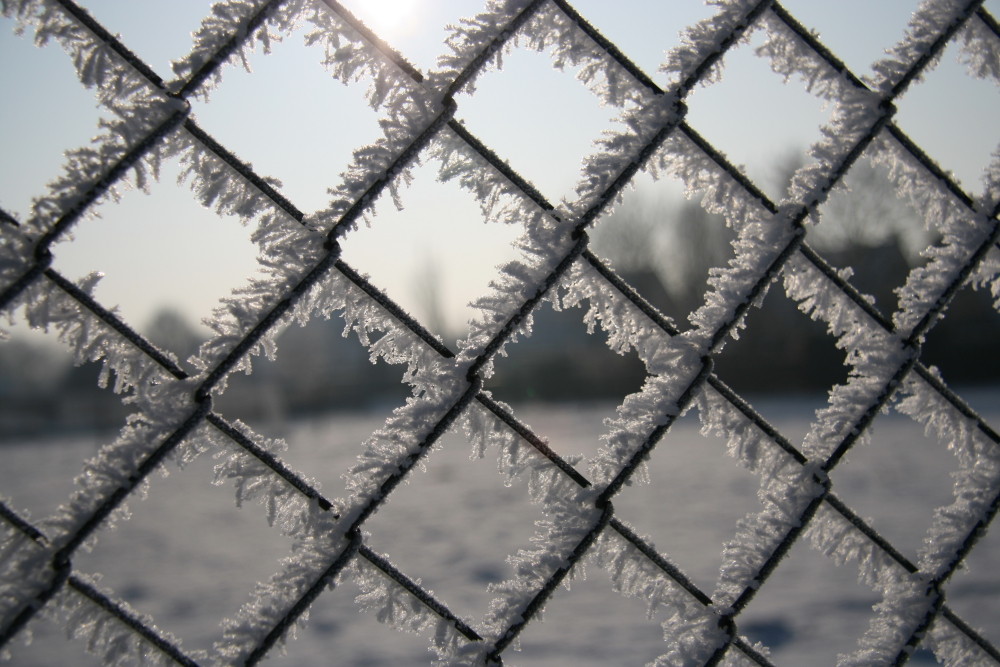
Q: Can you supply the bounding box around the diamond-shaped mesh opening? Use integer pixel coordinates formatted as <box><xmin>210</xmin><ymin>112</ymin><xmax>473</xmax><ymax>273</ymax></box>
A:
<box><xmin>49</xmin><ymin>156</ymin><xmax>261</xmax><ymax>338</ymax></box>
<box><xmin>894</xmin><ymin>39</ymin><xmax>1000</xmax><ymax>194</ymax></box>
<box><xmin>258</xmin><ymin>407</ymin><xmax>402</xmax><ymax>507</ymax></box>
<box><xmin>713</xmin><ymin>287</ymin><xmax>849</xmax><ymax>407</ymax></box>
<box><xmin>361</xmin><ymin>426</ymin><xmax>548</xmax><ymax>623</ymax></box>
<box><xmin>72</xmin><ymin>444</ymin><xmax>299</xmax><ymax>656</ymax></box>
<box><xmin>613</xmin><ymin>407</ymin><xmax>761</xmax><ymax>594</ymax></box>
<box><xmin>590</xmin><ymin>171</ymin><xmax>735</xmax><ymax>323</ymax></box>
<box><xmin>454</xmin><ymin>44</ymin><xmax>622</xmax><ymax>203</ymax></box>
<box><xmin>338</xmin><ymin>157</ymin><xmax>524</xmax><ymax>344</ymax></box>
<box><xmin>685</xmin><ymin>28</ymin><xmax>835</xmax><ymax>202</ymax></box>
<box><xmin>811</xmin><ymin>156</ymin><xmax>930</xmax><ymax>268</ymax></box>
<box><xmin>828</xmin><ymin>405</ymin><xmax>960</xmax><ymax>560</ymax></box>
<box><xmin>189</xmin><ymin>25</ymin><xmax>386</xmax><ymax>214</ymax></box>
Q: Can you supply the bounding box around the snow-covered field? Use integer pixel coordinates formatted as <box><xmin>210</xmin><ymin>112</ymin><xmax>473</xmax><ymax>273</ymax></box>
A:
<box><xmin>2</xmin><ymin>390</ymin><xmax>999</xmax><ymax>666</ymax></box>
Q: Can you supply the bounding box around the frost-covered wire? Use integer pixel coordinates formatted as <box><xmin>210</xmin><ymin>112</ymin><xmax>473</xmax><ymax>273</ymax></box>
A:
<box><xmin>1</xmin><ymin>0</ymin><xmax>999</xmax><ymax>664</ymax></box>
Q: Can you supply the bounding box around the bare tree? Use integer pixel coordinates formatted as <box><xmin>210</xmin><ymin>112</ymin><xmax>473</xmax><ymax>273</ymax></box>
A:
<box><xmin>592</xmin><ymin>187</ymin><xmax>732</xmax><ymax>314</ymax></box>
<box><xmin>144</xmin><ymin>307</ymin><xmax>202</xmax><ymax>370</ymax></box>
<box><xmin>771</xmin><ymin>151</ymin><xmax>931</xmax><ymax>261</ymax></box>
<box><xmin>411</xmin><ymin>253</ymin><xmax>453</xmax><ymax>343</ymax></box>
<box><xmin>590</xmin><ymin>189</ymin><xmax>664</xmax><ymax>272</ymax></box>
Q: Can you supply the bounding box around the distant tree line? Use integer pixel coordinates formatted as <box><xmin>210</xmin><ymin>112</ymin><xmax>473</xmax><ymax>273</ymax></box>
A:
<box><xmin>2</xmin><ymin>157</ymin><xmax>998</xmax><ymax>439</ymax></box>
<box><xmin>0</xmin><ymin>308</ymin><xmax>418</xmax><ymax>440</ymax></box>
<box><xmin>498</xmin><ymin>157</ymin><xmax>1000</xmax><ymax>400</ymax></box>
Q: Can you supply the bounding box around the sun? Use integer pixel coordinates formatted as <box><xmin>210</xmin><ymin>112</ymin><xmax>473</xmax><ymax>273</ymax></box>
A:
<box><xmin>355</xmin><ymin>0</ymin><xmax>419</xmax><ymax>40</ymax></box>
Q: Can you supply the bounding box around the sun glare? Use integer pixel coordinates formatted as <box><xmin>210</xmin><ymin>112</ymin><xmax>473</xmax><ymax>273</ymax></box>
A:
<box><xmin>354</xmin><ymin>0</ymin><xmax>419</xmax><ymax>40</ymax></box>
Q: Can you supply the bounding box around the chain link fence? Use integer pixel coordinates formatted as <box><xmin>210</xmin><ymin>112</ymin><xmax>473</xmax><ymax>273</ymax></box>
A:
<box><xmin>1</xmin><ymin>0</ymin><xmax>999</xmax><ymax>664</ymax></box>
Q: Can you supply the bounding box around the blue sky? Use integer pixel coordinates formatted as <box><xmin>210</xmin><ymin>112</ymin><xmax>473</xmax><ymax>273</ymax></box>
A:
<box><xmin>1</xmin><ymin>0</ymin><xmax>998</xmax><ymax>343</ymax></box>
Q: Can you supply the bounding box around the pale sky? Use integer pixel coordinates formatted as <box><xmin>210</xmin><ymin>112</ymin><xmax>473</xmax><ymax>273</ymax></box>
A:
<box><xmin>1</xmin><ymin>0</ymin><xmax>998</xmax><ymax>344</ymax></box>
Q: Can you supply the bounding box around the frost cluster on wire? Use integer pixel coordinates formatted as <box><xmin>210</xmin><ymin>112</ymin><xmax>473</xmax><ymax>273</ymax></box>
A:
<box><xmin>1</xmin><ymin>0</ymin><xmax>999</xmax><ymax>665</ymax></box>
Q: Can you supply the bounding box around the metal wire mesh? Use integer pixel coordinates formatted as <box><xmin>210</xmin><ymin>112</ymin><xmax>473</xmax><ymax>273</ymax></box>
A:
<box><xmin>1</xmin><ymin>0</ymin><xmax>999</xmax><ymax>664</ymax></box>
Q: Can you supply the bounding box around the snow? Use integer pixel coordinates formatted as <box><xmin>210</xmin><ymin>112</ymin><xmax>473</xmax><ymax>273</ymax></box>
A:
<box><xmin>3</xmin><ymin>396</ymin><xmax>997</xmax><ymax>665</ymax></box>
<box><xmin>2</xmin><ymin>0</ymin><xmax>999</xmax><ymax>663</ymax></box>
